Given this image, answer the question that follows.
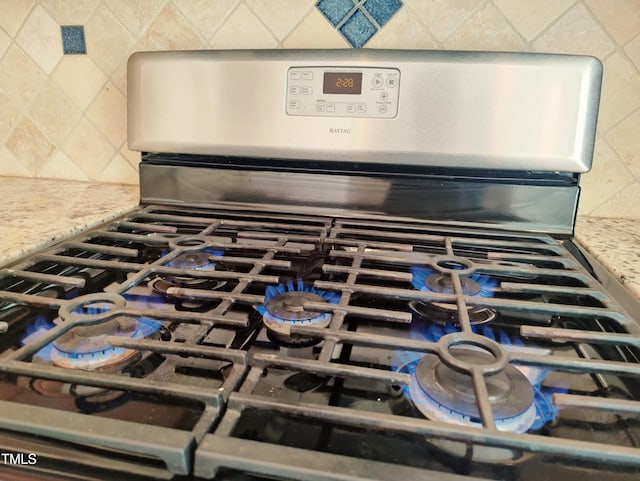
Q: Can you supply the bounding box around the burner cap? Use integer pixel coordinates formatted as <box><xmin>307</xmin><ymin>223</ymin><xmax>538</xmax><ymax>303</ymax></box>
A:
<box><xmin>409</xmin><ymin>348</ymin><xmax>536</xmax><ymax>433</ymax></box>
<box><xmin>424</xmin><ymin>273</ymin><xmax>481</xmax><ymax>296</ymax></box>
<box><xmin>256</xmin><ymin>280</ymin><xmax>339</xmax><ymax>346</ymax></box>
<box><xmin>52</xmin><ymin>316</ymin><xmax>142</xmax><ymax>371</ymax></box>
<box><xmin>409</xmin><ymin>301</ymin><xmax>496</xmax><ymax>325</ymax></box>
<box><xmin>169</xmin><ymin>252</ymin><xmax>212</xmax><ymax>269</ymax></box>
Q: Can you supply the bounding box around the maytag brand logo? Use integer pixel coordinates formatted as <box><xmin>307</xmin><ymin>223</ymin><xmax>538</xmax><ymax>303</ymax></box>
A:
<box><xmin>329</xmin><ymin>128</ymin><xmax>351</xmax><ymax>134</ymax></box>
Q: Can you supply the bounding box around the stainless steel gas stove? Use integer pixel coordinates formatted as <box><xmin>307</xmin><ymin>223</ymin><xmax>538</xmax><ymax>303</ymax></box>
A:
<box><xmin>1</xmin><ymin>50</ymin><xmax>640</xmax><ymax>481</ymax></box>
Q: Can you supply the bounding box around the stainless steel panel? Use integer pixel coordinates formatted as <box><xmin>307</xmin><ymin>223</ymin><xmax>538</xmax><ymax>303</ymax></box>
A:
<box><xmin>128</xmin><ymin>49</ymin><xmax>601</xmax><ymax>173</ymax></box>
<box><xmin>139</xmin><ymin>163</ymin><xmax>579</xmax><ymax>234</ymax></box>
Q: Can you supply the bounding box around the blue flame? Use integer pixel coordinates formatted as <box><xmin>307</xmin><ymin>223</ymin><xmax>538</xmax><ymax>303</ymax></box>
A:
<box><xmin>20</xmin><ymin>314</ymin><xmax>161</xmax><ymax>364</ymax></box>
<box><xmin>410</xmin><ymin>266</ymin><xmax>497</xmax><ymax>297</ymax></box>
<box><xmin>255</xmin><ymin>279</ymin><xmax>340</xmax><ymax>324</ymax></box>
<box><xmin>21</xmin><ymin>315</ymin><xmax>55</xmax><ymax>360</ymax></box>
<box><xmin>393</xmin><ymin>322</ymin><xmax>564</xmax><ymax>430</ymax></box>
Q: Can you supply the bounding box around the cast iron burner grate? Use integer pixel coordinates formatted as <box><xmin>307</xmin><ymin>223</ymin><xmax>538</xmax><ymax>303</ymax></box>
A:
<box><xmin>0</xmin><ymin>204</ymin><xmax>639</xmax><ymax>480</ymax></box>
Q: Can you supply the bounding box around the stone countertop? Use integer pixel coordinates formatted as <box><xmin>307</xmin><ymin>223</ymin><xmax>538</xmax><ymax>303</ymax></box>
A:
<box><xmin>0</xmin><ymin>177</ymin><xmax>139</xmax><ymax>267</ymax></box>
<box><xmin>574</xmin><ymin>216</ymin><xmax>640</xmax><ymax>300</ymax></box>
<box><xmin>0</xmin><ymin>177</ymin><xmax>637</xmax><ymax>302</ymax></box>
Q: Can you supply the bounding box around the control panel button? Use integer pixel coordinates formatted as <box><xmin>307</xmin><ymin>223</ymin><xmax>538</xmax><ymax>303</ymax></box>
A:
<box><xmin>386</xmin><ymin>76</ymin><xmax>397</xmax><ymax>88</ymax></box>
<box><xmin>289</xmin><ymin>86</ymin><xmax>300</xmax><ymax>95</ymax></box>
<box><xmin>357</xmin><ymin>104</ymin><xmax>366</xmax><ymax>113</ymax></box>
<box><xmin>379</xmin><ymin>91</ymin><xmax>389</xmax><ymax>101</ymax></box>
<box><xmin>301</xmin><ymin>86</ymin><xmax>313</xmax><ymax>95</ymax></box>
<box><xmin>346</xmin><ymin>104</ymin><xmax>356</xmax><ymax>113</ymax></box>
<box><xmin>290</xmin><ymin>71</ymin><xmax>301</xmax><ymax>80</ymax></box>
<box><xmin>379</xmin><ymin>104</ymin><xmax>388</xmax><ymax>113</ymax></box>
<box><xmin>302</xmin><ymin>71</ymin><xmax>313</xmax><ymax>80</ymax></box>
<box><xmin>372</xmin><ymin>76</ymin><xmax>383</xmax><ymax>88</ymax></box>
<box><xmin>316</xmin><ymin>103</ymin><xmax>325</xmax><ymax>112</ymax></box>
<box><xmin>326</xmin><ymin>103</ymin><xmax>335</xmax><ymax>113</ymax></box>
<box><xmin>288</xmin><ymin>100</ymin><xmax>300</xmax><ymax>110</ymax></box>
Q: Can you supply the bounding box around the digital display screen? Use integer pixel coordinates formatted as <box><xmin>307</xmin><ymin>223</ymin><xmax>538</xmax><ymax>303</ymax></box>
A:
<box><xmin>323</xmin><ymin>72</ymin><xmax>363</xmax><ymax>94</ymax></box>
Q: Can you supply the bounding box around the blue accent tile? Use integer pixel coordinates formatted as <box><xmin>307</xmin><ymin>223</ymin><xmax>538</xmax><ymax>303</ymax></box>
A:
<box><xmin>316</xmin><ymin>0</ymin><xmax>355</xmax><ymax>27</ymax></box>
<box><xmin>362</xmin><ymin>0</ymin><xmax>402</xmax><ymax>27</ymax></box>
<box><xmin>339</xmin><ymin>9</ymin><xmax>377</xmax><ymax>48</ymax></box>
<box><xmin>61</xmin><ymin>26</ymin><xmax>86</xmax><ymax>55</ymax></box>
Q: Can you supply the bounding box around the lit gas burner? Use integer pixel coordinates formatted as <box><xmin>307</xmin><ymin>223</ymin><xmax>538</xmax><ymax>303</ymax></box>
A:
<box><xmin>408</xmin><ymin>348</ymin><xmax>536</xmax><ymax>433</ymax></box>
<box><xmin>255</xmin><ymin>279</ymin><xmax>340</xmax><ymax>346</ymax></box>
<box><xmin>21</xmin><ymin>294</ymin><xmax>161</xmax><ymax>372</ymax></box>
<box><xmin>410</xmin><ymin>264</ymin><xmax>498</xmax><ymax>325</ymax></box>
<box><xmin>52</xmin><ymin>316</ymin><xmax>143</xmax><ymax>371</ymax></box>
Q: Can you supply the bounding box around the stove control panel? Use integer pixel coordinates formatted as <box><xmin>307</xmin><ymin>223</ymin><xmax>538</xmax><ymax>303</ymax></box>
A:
<box><xmin>286</xmin><ymin>67</ymin><xmax>400</xmax><ymax>119</ymax></box>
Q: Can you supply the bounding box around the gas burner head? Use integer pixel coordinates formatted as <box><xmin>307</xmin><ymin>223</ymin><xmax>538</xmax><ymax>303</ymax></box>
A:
<box><xmin>52</xmin><ymin>316</ymin><xmax>142</xmax><ymax>371</ymax></box>
<box><xmin>410</xmin><ymin>264</ymin><xmax>498</xmax><ymax>325</ymax></box>
<box><xmin>408</xmin><ymin>348</ymin><xmax>536</xmax><ymax>433</ymax></box>
<box><xmin>159</xmin><ymin>249</ymin><xmax>227</xmax><ymax>287</ymax></box>
<box><xmin>255</xmin><ymin>279</ymin><xmax>339</xmax><ymax>346</ymax></box>
<box><xmin>168</xmin><ymin>251</ymin><xmax>212</xmax><ymax>270</ymax></box>
<box><xmin>409</xmin><ymin>300</ymin><xmax>497</xmax><ymax>325</ymax></box>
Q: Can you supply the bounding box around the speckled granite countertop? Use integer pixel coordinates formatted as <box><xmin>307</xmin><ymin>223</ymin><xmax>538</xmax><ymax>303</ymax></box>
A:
<box><xmin>574</xmin><ymin>216</ymin><xmax>640</xmax><ymax>300</ymax></box>
<box><xmin>0</xmin><ymin>177</ymin><xmax>637</xmax><ymax>302</ymax></box>
<box><xmin>0</xmin><ymin>177</ymin><xmax>138</xmax><ymax>267</ymax></box>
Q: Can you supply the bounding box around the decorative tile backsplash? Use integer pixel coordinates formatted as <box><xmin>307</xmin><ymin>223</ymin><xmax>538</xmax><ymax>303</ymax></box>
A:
<box><xmin>0</xmin><ymin>0</ymin><xmax>639</xmax><ymax>219</ymax></box>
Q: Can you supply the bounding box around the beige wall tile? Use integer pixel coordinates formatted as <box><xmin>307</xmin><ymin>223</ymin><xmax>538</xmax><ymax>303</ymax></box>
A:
<box><xmin>103</xmin><ymin>0</ymin><xmax>166</xmax><ymax>35</ymax></box>
<box><xmin>6</xmin><ymin>117</ymin><xmax>55</xmax><ymax>174</ymax></box>
<box><xmin>492</xmin><ymin>0</ymin><xmax>573</xmax><ymax>41</ymax></box>
<box><xmin>97</xmin><ymin>153</ymin><xmax>138</xmax><ymax>184</ymax></box>
<box><xmin>283</xmin><ymin>9</ymin><xmax>348</xmax><ymax>48</ymax></box>
<box><xmin>405</xmin><ymin>0</ymin><xmax>483</xmax><ymax>43</ymax></box>
<box><xmin>16</xmin><ymin>6</ymin><xmax>62</xmax><ymax>74</ymax></box>
<box><xmin>597</xmin><ymin>53</ymin><xmax>640</xmax><ymax>133</ymax></box>
<box><xmin>625</xmin><ymin>33</ymin><xmax>640</xmax><ymax>72</ymax></box>
<box><xmin>138</xmin><ymin>3</ymin><xmax>206</xmax><ymax>51</ymax></box>
<box><xmin>245</xmin><ymin>0</ymin><xmax>314</xmax><ymax>41</ymax></box>
<box><xmin>120</xmin><ymin>144</ymin><xmax>141</xmax><ymax>172</ymax></box>
<box><xmin>590</xmin><ymin>182</ymin><xmax>640</xmax><ymax>218</ymax></box>
<box><xmin>38</xmin><ymin>149</ymin><xmax>89</xmax><ymax>181</ymax></box>
<box><xmin>173</xmin><ymin>0</ymin><xmax>240</xmax><ymax>40</ymax></box>
<box><xmin>605</xmin><ymin>108</ymin><xmax>640</xmax><ymax>181</ymax></box>
<box><xmin>111</xmin><ymin>58</ymin><xmax>128</xmax><ymax>95</ymax></box>
<box><xmin>0</xmin><ymin>27</ymin><xmax>10</xmax><ymax>58</ymax></box>
<box><xmin>0</xmin><ymin>91</ymin><xmax>20</xmax><ymax>142</ymax></box>
<box><xmin>585</xmin><ymin>0</ymin><xmax>640</xmax><ymax>45</ymax></box>
<box><xmin>52</xmin><ymin>56</ymin><xmax>107</xmax><ymax>110</ymax></box>
<box><xmin>86</xmin><ymin>4</ymin><xmax>135</xmax><ymax>76</ymax></box>
<box><xmin>578</xmin><ymin>138</ymin><xmax>634</xmax><ymax>215</ymax></box>
<box><xmin>62</xmin><ymin>117</ymin><xmax>114</xmax><ymax>179</ymax></box>
<box><xmin>365</xmin><ymin>6</ymin><xmax>438</xmax><ymax>49</ymax></box>
<box><xmin>533</xmin><ymin>3</ymin><xmax>615</xmax><ymax>57</ymax></box>
<box><xmin>444</xmin><ymin>3</ymin><xmax>527</xmax><ymax>51</ymax></box>
<box><xmin>0</xmin><ymin>0</ymin><xmax>34</xmax><ymax>36</ymax></box>
<box><xmin>0</xmin><ymin>146</ymin><xmax>31</xmax><ymax>177</ymax></box>
<box><xmin>209</xmin><ymin>4</ymin><xmax>278</xmax><ymax>49</ymax></box>
<box><xmin>40</xmin><ymin>0</ymin><xmax>99</xmax><ymax>24</ymax></box>
<box><xmin>86</xmin><ymin>82</ymin><xmax>127</xmax><ymax>147</ymax></box>
<box><xmin>0</xmin><ymin>44</ymin><xmax>46</xmax><ymax>109</ymax></box>
<box><xmin>29</xmin><ymin>82</ymin><xmax>81</xmax><ymax>143</ymax></box>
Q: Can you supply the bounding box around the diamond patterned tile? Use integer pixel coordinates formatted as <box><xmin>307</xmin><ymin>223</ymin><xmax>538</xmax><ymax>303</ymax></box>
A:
<box><xmin>586</xmin><ymin>0</ymin><xmax>640</xmax><ymax>45</ymax></box>
<box><xmin>492</xmin><ymin>0</ymin><xmax>574</xmax><ymax>41</ymax></box>
<box><xmin>52</xmin><ymin>56</ymin><xmax>107</xmax><ymax>110</ymax></box>
<box><xmin>6</xmin><ymin>117</ymin><xmax>55</xmax><ymax>174</ymax></box>
<box><xmin>0</xmin><ymin>44</ymin><xmax>46</xmax><ymax>109</ymax></box>
<box><xmin>0</xmin><ymin>0</ymin><xmax>34</xmax><ymax>37</ymax></box>
<box><xmin>444</xmin><ymin>2</ymin><xmax>527</xmax><ymax>51</ymax></box>
<box><xmin>62</xmin><ymin>117</ymin><xmax>114</xmax><ymax>180</ymax></box>
<box><xmin>40</xmin><ymin>0</ymin><xmax>99</xmax><ymax>24</ymax></box>
<box><xmin>365</xmin><ymin>5</ymin><xmax>437</xmax><ymax>49</ymax></box>
<box><xmin>404</xmin><ymin>0</ymin><xmax>483</xmax><ymax>43</ymax></box>
<box><xmin>61</xmin><ymin>26</ymin><xmax>87</xmax><ymax>55</ymax></box>
<box><xmin>173</xmin><ymin>0</ymin><xmax>239</xmax><ymax>40</ymax></box>
<box><xmin>606</xmin><ymin>108</ymin><xmax>640</xmax><ymax>182</ymax></box>
<box><xmin>362</xmin><ymin>0</ymin><xmax>402</xmax><ymax>27</ymax></box>
<box><xmin>209</xmin><ymin>4</ymin><xmax>277</xmax><ymax>49</ymax></box>
<box><xmin>532</xmin><ymin>3</ymin><xmax>615</xmax><ymax>58</ymax></box>
<box><xmin>29</xmin><ymin>82</ymin><xmax>81</xmax><ymax>143</ymax></box>
<box><xmin>138</xmin><ymin>3</ymin><xmax>206</xmax><ymax>51</ymax></box>
<box><xmin>85</xmin><ymin>4</ymin><xmax>135</xmax><ymax>76</ymax></box>
<box><xmin>0</xmin><ymin>26</ymin><xmax>10</xmax><ymax>58</ymax></box>
<box><xmin>246</xmin><ymin>0</ymin><xmax>315</xmax><ymax>41</ymax></box>
<box><xmin>0</xmin><ymin>146</ymin><xmax>32</xmax><ymax>177</ymax></box>
<box><xmin>597</xmin><ymin>53</ymin><xmax>640</xmax><ymax>133</ymax></box>
<box><xmin>283</xmin><ymin>9</ymin><xmax>348</xmax><ymax>48</ymax></box>
<box><xmin>340</xmin><ymin>8</ymin><xmax>377</xmax><ymax>47</ymax></box>
<box><xmin>0</xmin><ymin>91</ymin><xmax>20</xmax><ymax>142</ymax></box>
<box><xmin>316</xmin><ymin>0</ymin><xmax>355</xmax><ymax>27</ymax></box>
